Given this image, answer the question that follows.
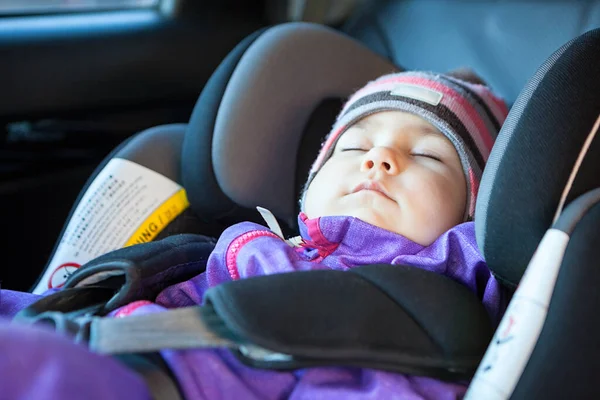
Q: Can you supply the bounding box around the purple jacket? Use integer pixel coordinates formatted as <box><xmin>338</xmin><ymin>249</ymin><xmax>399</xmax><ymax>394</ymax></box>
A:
<box><xmin>0</xmin><ymin>214</ymin><xmax>508</xmax><ymax>400</ymax></box>
<box><xmin>134</xmin><ymin>213</ymin><xmax>508</xmax><ymax>399</ymax></box>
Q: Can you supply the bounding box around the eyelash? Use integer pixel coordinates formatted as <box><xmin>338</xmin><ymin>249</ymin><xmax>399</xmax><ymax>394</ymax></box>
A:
<box><xmin>412</xmin><ymin>153</ymin><xmax>442</xmax><ymax>162</ymax></box>
<box><xmin>340</xmin><ymin>148</ymin><xmax>442</xmax><ymax>162</ymax></box>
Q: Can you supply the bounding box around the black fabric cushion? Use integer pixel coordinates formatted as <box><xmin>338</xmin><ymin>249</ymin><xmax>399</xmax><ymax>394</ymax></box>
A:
<box><xmin>476</xmin><ymin>28</ymin><xmax>600</xmax><ymax>287</ymax></box>
<box><xmin>511</xmin><ymin>198</ymin><xmax>600</xmax><ymax>399</ymax></box>
<box><xmin>63</xmin><ymin>233</ymin><xmax>216</xmax><ymax>312</ymax></box>
<box><xmin>182</xmin><ymin>28</ymin><xmax>268</xmax><ymax>223</ymax></box>
<box><xmin>18</xmin><ymin>234</ymin><xmax>217</xmax><ymax>321</ymax></box>
<box><xmin>204</xmin><ymin>264</ymin><xmax>493</xmax><ymax>380</ymax></box>
<box><xmin>292</xmin><ymin>98</ymin><xmax>345</xmax><ymax>225</ymax></box>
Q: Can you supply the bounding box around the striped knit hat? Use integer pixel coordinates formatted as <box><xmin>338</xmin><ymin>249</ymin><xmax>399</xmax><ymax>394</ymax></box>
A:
<box><xmin>301</xmin><ymin>71</ymin><xmax>509</xmax><ymax>219</ymax></box>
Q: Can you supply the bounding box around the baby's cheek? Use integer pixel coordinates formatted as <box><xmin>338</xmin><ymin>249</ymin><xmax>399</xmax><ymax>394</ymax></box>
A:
<box><xmin>303</xmin><ymin>178</ymin><xmax>338</xmax><ymax>218</ymax></box>
<box><xmin>404</xmin><ymin>174</ymin><xmax>443</xmax><ymax>200</ymax></box>
<box><xmin>405</xmin><ymin>176</ymin><xmax>460</xmax><ymax>221</ymax></box>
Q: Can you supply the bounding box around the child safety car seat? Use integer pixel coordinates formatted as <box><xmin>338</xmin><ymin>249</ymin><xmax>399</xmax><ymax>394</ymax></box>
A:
<box><xmin>22</xmin><ymin>22</ymin><xmax>600</xmax><ymax>400</ymax></box>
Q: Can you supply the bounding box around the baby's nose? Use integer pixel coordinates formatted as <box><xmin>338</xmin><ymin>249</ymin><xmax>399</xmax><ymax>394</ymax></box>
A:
<box><xmin>361</xmin><ymin>147</ymin><xmax>400</xmax><ymax>174</ymax></box>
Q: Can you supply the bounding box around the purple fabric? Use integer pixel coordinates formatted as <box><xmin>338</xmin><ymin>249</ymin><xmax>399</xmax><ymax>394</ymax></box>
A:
<box><xmin>147</xmin><ymin>214</ymin><xmax>509</xmax><ymax>400</ymax></box>
<box><xmin>0</xmin><ymin>318</ymin><xmax>151</xmax><ymax>400</ymax></box>
<box><xmin>0</xmin><ymin>289</ymin><xmax>43</xmax><ymax>318</ymax></box>
<box><xmin>0</xmin><ymin>214</ymin><xmax>507</xmax><ymax>400</ymax></box>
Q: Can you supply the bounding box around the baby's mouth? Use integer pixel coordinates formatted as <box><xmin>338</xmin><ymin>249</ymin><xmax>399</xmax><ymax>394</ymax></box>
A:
<box><xmin>351</xmin><ymin>180</ymin><xmax>394</xmax><ymax>201</ymax></box>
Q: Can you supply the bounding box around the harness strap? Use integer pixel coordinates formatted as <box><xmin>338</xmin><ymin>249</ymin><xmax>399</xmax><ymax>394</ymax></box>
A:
<box><xmin>87</xmin><ymin>264</ymin><xmax>494</xmax><ymax>381</ymax></box>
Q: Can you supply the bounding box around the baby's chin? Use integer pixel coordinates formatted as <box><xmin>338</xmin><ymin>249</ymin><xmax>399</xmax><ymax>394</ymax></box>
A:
<box><xmin>337</xmin><ymin>207</ymin><xmax>442</xmax><ymax>246</ymax></box>
<box><xmin>307</xmin><ymin>206</ymin><xmax>441</xmax><ymax>246</ymax></box>
<box><xmin>336</xmin><ymin>207</ymin><xmax>403</xmax><ymax>234</ymax></box>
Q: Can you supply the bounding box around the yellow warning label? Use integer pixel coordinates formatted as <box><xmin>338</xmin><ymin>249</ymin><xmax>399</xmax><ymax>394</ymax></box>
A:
<box><xmin>124</xmin><ymin>189</ymin><xmax>190</xmax><ymax>246</ymax></box>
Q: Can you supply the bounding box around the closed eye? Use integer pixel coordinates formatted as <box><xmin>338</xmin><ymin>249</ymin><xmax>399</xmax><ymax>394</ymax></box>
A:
<box><xmin>340</xmin><ymin>148</ymin><xmax>367</xmax><ymax>152</ymax></box>
<box><xmin>412</xmin><ymin>152</ymin><xmax>442</xmax><ymax>162</ymax></box>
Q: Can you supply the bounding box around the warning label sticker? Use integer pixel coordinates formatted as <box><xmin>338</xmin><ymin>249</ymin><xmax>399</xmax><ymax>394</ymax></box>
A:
<box><xmin>33</xmin><ymin>158</ymin><xmax>189</xmax><ymax>294</ymax></box>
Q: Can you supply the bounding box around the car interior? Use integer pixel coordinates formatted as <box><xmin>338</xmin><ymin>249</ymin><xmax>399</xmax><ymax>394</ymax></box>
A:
<box><xmin>3</xmin><ymin>0</ymin><xmax>600</xmax><ymax>398</ymax></box>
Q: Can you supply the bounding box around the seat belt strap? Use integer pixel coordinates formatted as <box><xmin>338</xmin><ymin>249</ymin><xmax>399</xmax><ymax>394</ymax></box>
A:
<box><xmin>87</xmin><ymin>265</ymin><xmax>493</xmax><ymax>381</ymax></box>
<box><xmin>90</xmin><ymin>306</ymin><xmax>237</xmax><ymax>354</ymax></box>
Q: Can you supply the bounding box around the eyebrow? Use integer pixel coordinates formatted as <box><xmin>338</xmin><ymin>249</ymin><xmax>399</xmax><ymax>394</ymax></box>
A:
<box><xmin>420</xmin><ymin>127</ymin><xmax>444</xmax><ymax>138</ymax></box>
<box><xmin>352</xmin><ymin>118</ymin><xmax>371</xmax><ymax>130</ymax></box>
<box><xmin>403</xmin><ymin>126</ymin><xmax>455</xmax><ymax>152</ymax></box>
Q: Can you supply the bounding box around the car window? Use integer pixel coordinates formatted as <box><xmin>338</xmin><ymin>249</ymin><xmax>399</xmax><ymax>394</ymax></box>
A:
<box><xmin>0</xmin><ymin>0</ymin><xmax>159</xmax><ymax>15</ymax></box>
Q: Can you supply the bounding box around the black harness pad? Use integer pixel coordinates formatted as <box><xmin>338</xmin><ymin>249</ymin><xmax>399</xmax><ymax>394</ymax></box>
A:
<box><xmin>204</xmin><ymin>264</ymin><xmax>494</xmax><ymax>381</ymax></box>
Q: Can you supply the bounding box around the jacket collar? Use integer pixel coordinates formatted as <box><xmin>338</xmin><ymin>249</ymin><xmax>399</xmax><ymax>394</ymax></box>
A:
<box><xmin>297</xmin><ymin>212</ymin><xmax>424</xmax><ymax>260</ymax></box>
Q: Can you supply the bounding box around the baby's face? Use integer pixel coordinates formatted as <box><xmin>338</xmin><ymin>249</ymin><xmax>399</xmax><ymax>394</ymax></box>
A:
<box><xmin>304</xmin><ymin>111</ymin><xmax>467</xmax><ymax>246</ymax></box>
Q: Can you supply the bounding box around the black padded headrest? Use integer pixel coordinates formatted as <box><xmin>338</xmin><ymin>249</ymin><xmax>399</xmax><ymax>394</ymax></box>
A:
<box><xmin>181</xmin><ymin>27</ymin><xmax>268</xmax><ymax>228</ymax></box>
<box><xmin>476</xmin><ymin>28</ymin><xmax>600</xmax><ymax>287</ymax></box>
<box><xmin>182</xmin><ymin>22</ymin><xmax>397</xmax><ymax>229</ymax></box>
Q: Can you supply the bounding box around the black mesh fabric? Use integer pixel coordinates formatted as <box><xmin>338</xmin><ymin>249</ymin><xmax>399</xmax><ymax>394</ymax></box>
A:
<box><xmin>18</xmin><ymin>234</ymin><xmax>217</xmax><ymax>321</ymax></box>
<box><xmin>63</xmin><ymin>233</ymin><xmax>217</xmax><ymax>311</ymax></box>
<box><xmin>475</xmin><ymin>28</ymin><xmax>600</xmax><ymax>287</ymax></box>
<box><xmin>511</xmin><ymin>198</ymin><xmax>600</xmax><ymax>399</ymax></box>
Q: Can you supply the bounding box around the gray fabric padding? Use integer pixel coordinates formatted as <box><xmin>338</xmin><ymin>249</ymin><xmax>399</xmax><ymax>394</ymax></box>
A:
<box><xmin>475</xmin><ymin>39</ymin><xmax>570</xmax><ymax>255</ymax></box>
<box><xmin>212</xmin><ymin>22</ymin><xmax>397</xmax><ymax>222</ymax></box>
<box><xmin>344</xmin><ymin>0</ymin><xmax>600</xmax><ymax>104</ymax></box>
<box><xmin>117</xmin><ymin>123</ymin><xmax>186</xmax><ymax>182</ymax></box>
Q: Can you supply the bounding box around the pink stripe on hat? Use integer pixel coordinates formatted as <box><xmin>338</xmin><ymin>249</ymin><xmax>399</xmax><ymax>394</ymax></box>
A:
<box><xmin>456</xmin><ymin>80</ymin><xmax>509</xmax><ymax>125</ymax></box>
<box><xmin>310</xmin><ymin>123</ymin><xmax>347</xmax><ymax>174</ymax></box>
<box><xmin>468</xmin><ymin>168</ymin><xmax>479</xmax><ymax>217</ymax></box>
